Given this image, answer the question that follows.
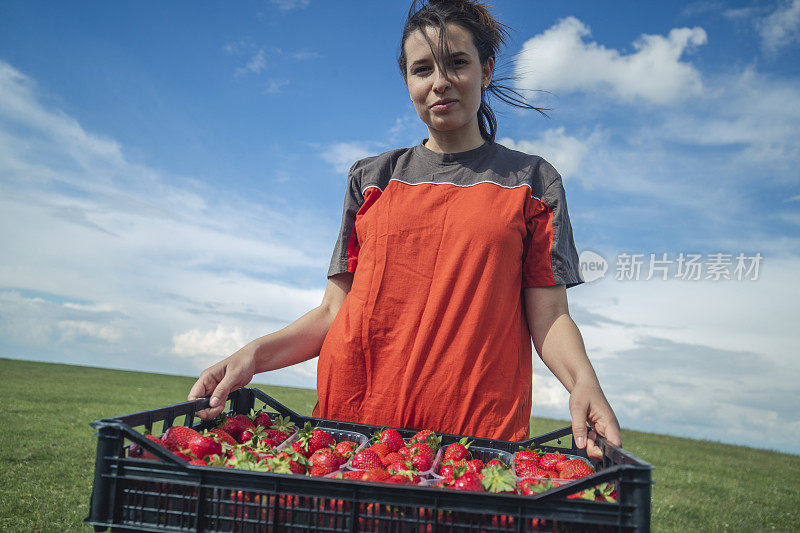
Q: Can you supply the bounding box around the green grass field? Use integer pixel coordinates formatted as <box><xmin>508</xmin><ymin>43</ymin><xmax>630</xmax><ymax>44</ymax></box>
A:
<box><xmin>1</xmin><ymin>357</ymin><xmax>798</xmax><ymax>532</ymax></box>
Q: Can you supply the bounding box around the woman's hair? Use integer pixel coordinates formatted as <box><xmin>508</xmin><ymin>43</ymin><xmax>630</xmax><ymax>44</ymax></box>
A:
<box><xmin>397</xmin><ymin>0</ymin><xmax>550</xmax><ymax>143</ymax></box>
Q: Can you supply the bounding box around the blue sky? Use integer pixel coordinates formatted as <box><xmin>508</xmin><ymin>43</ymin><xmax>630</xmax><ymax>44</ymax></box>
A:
<box><xmin>1</xmin><ymin>0</ymin><xmax>799</xmax><ymax>453</ymax></box>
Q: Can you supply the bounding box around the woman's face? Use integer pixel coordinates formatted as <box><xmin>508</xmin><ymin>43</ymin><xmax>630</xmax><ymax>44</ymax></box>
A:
<box><xmin>403</xmin><ymin>23</ymin><xmax>493</xmax><ymax>141</ymax></box>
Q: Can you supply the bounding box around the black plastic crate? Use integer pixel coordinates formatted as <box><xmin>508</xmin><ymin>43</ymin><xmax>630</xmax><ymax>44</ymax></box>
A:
<box><xmin>86</xmin><ymin>387</ymin><xmax>653</xmax><ymax>532</ymax></box>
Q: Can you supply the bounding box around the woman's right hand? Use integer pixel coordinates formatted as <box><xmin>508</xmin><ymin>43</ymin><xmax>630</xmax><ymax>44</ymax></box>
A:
<box><xmin>188</xmin><ymin>346</ymin><xmax>257</xmax><ymax>419</ymax></box>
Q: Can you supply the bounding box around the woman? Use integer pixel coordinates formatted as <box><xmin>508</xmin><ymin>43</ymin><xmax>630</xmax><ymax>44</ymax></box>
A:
<box><xmin>189</xmin><ymin>0</ymin><xmax>621</xmax><ymax>459</ymax></box>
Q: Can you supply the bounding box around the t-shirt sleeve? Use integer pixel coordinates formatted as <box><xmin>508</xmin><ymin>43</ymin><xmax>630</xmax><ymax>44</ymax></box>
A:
<box><xmin>327</xmin><ymin>162</ymin><xmax>365</xmax><ymax>278</ymax></box>
<box><xmin>522</xmin><ymin>159</ymin><xmax>584</xmax><ymax>289</ymax></box>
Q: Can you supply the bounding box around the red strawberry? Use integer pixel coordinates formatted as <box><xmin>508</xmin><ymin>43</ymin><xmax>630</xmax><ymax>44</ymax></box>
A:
<box><xmin>567</xmin><ymin>488</ymin><xmax>596</xmax><ymax>500</ymax></box>
<box><xmin>291</xmin><ymin>440</ymin><xmax>311</xmax><ymax>458</ymax></box>
<box><xmin>556</xmin><ymin>458</ymin><xmax>594</xmax><ymax>479</ymax></box>
<box><xmin>369</xmin><ymin>442</ymin><xmax>390</xmax><ymax>459</ymax></box>
<box><xmin>383</xmin><ymin>452</ymin><xmax>404</xmax><ymax>467</ymax></box>
<box><xmin>515</xmin><ymin>460</ymin><xmax>546</xmax><ymax>478</ymax></box>
<box><xmin>210</xmin><ymin>428</ymin><xmax>238</xmax><ymax>447</ymax></box>
<box><xmin>452</xmin><ymin>471</ymin><xmax>483</xmax><ymax>491</ymax></box>
<box><xmin>188</xmin><ymin>434</ymin><xmax>222</xmax><ymax>459</ymax></box>
<box><xmin>518</xmin><ymin>478</ymin><xmax>562</xmax><ymax>496</ymax></box>
<box><xmin>309</xmin><ymin>466</ymin><xmax>332</xmax><ymax>477</ymax></box>
<box><xmin>252</xmin><ymin>410</ymin><xmax>272</xmax><ymax>429</ymax></box>
<box><xmin>462</xmin><ymin>458</ymin><xmax>484</xmax><ymax>474</ymax></box>
<box><xmin>350</xmin><ymin>448</ymin><xmax>384</xmax><ymax>471</ymax></box>
<box><xmin>342</xmin><ymin>470</ymin><xmax>365</xmax><ymax>480</ymax></box>
<box><xmin>173</xmin><ymin>451</ymin><xmax>192</xmax><ymax>461</ymax></box>
<box><xmin>360</xmin><ymin>468</ymin><xmax>391</xmax><ymax>482</ymax></box>
<box><xmin>486</xmin><ymin>458</ymin><xmax>507</xmax><ymax>469</ymax></box>
<box><xmin>215</xmin><ymin>413</ymin><xmax>245</xmax><ymax>441</ymax></box>
<box><xmin>385</xmin><ymin>474</ymin><xmax>411</xmax><ymax>484</ymax></box>
<box><xmin>276</xmin><ymin>450</ymin><xmax>309</xmax><ymax>474</ymax></box>
<box><xmin>387</xmin><ymin>460</ymin><xmax>413</xmax><ymax>474</ymax></box>
<box><xmin>264</xmin><ymin>415</ymin><xmax>295</xmax><ymax>443</ymax></box>
<box><xmin>409</xmin><ymin>429</ymin><xmax>441</xmax><ymax>451</ymax></box>
<box><xmin>374</xmin><ymin>428</ymin><xmax>405</xmax><ymax>453</ymax></box>
<box><xmin>161</xmin><ymin>426</ymin><xmax>200</xmax><ymax>452</ymax></box>
<box><xmin>309</xmin><ymin>449</ymin><xmax>343</xmax><ymax>475</ymax></box>
<box><xmin>189</xmin><ymin>458</ymin><xmax>208</xmax><ymax>466</ymax></box>
<box><xmin>538</xmin><ymin>453</ymin><xmax>566</xmax><ymax>470</ymax></box>
<box><xmin>129</xmin><ymin>434</ymin><xmax>164</xmax><ymax>460</ymax></box>
<box><xmin>239</xmin><ymin>428</ymin><xmax>257</xmax><ymax>444</ymax></box>
<box><xmin>514</xmin><ymin>446</ymin><xmax>541</xmax><ymax>464</ymax></box>
<box><xmin>410</xmin><ymin>445</ymin><xmax>433</xmax><ymax>472</ymax></box>
<box><xmin>437</xmin><ymin>461</ymin><xmax>456</xmax><ymax>478</ymax></box>
<box><xmin>443</xmin><ymin>437</ymin><xmax>472</xmax><ymax>462</ymax></box>
<box><xmin>295</xmin><ymin>422</ymin><xmax>334</xmax><ymax>455</ymax></box>
<box><xmin>335</xmin><ymin>441</ymin><xmax>357</xmax><ymax>459</ymax></box>
<box><xmin>398</xmin><ymin>446</ymin><xmax>412</xmax><ymax>461</ymax></box>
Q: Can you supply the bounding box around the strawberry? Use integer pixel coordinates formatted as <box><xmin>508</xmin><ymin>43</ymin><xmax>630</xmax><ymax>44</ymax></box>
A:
<box><xmin>309</xmin><ymin>466</ymin><xmax>332</xmax><ymax>477</ymax></box>
<box><xmin>350</xmin><ymin>448</ymin><xmax>384</xmax><ymax>471</ymax></box>
<box><xmin>173</xmin><ymin>451</ymin><xmax>192</xmax><ymax>461</ymax></box>
<box><xmin>341</xmin><ymin>470</ymin><xmax>365</xmax><ymax>480</ymax></box>
<box><xmin>398</xmin><ymin>446</ymin><xmax>412</xmax><ymax>461</ymax></box>
<box><xmin>567</xmin><ymin>488</ymin><xmax>596</xmax><ymax>500</ymax></box>
<box><xmin>452</xmin><ymin>471</ymin><xmax>483</xmax><ymax>491</ymax></box>
<box><xmin>409</xmin><ymin>429</ymin><xmax>441</xmax><ymax>451</ymax></box>
<box><xmin>373</xmin><ymin>428</ymin><xmax>405</xmax><ymax>453</ymax></box>
<box><xmin>515</xmin><ymin>460</ymin><xmax>546</xmax><ymax>478</ymax></box>
<box><xmin>210</xmin><ymin>428</ymin><xmax>238</xmax><ymax>447</ymax></box>
<box><xmin>387</xmin><ymin>460</ymin><xmax>413</xmax><ymax>475</ymax></box>
<box><xmin>481</xmin><ymin>466</ymin><xmax>516</xmax><ymax>494</ymax></box>
<box><xmin>514</xmin><ymin>445</ymin><xmax>541</xmax><ymax>464</ymax></box>
<box><xmin>129</xmin><ymin>434</ymin><xmax>164</xmax><ymax>460</ymax></box>
<box><xmin>276</xmin><ymin>450</ymin><xmax>309</xmax><ymax>474</ymax></box>
<box><xmin>360</xmin><ymin>468</ymin><xmax>391</xmax><ymax>483</ymax></box>
<box><xmin>189</xmin><ymin>459</ymin><xmax>208</xmax><ymax>466</ymax></box>
<box><xmin>518</xmin><ymin>478</ymin><xmax>562</xmax><ymax>496</ymax></box>
<box><xmin>295</xmin><ymin>422</ymin><xmax>334</xmax><ymax>455</ymax></box>
<box><xmin>161</xmin><ymin>426</ymin><xmax>201</xmax><ymax>452</ymax></box>
<box><xmin>462</xmin><ymin>458</ymin><xmax>484</xmax><ymax>474</ymax></box>
<box><xmin>385</xmin><ymin>474</ymin><xmax>411</xmax><ymax>484</ymax></box>
<box><xmin>538</xmin><ymin>452</ymin><xmax>566</xmax><ymax>470</ymax></box>
<box><xmin>335</xmin><ymin>441</ymin><xmax>357</xmax><ymax>459</ymax></box>
<box><xmin>389</xmin><ymin>467</ymin><xmax>421</xmax><ymax>484</ymax></box>
<box><xmin>252</xmin><ymin>410</ymin><xmax>272</xmax><ymax>429</ymax></box>
<box><xmin>443</xmin><ymin>437</ymin><xmax>472</xmax><ymax>462</ymax></box>
<box><xmin>215</xmin><ymin>413</ymin><xmax>246</xmax><ymax>441</ymax></box>
<box><xmin>555</xmin><ymin>458</ymin><xmax>593</xmax><ymax>479</ymax></box>
<box><xmin>383</xmin><ymin>452</ymin><xmax>404</xmax><ymax>467</ymax></box>
<box><xmin>188</xmin><ymin>434</ymin><xmax>222</xmax><ymax>459</ymax></box>
<box><xmin>593</xmin><ymin>482</ymin><xmax>618</xmax><ymax>502</ymax></box>
<box><xmin>369</xmin><ymin>442</ymin><xmax>390</xmax><ymax>459</ymax></box>
<box><xmin>437</xmin><ymin>461</ymin><xmax>457</xmax><ymax>478</ymax></box>
<box><xmin>309</xmin><ymin>449</ymin><xmax>343</xmax><ymax>475</ymax></box>
<box><xmin>409</xmin><ymin>442</ymin><xmax>434</xmax><ymax>471</ymax></box>
<box><xmin>485</xmin><ymin>458</ymin><xmax>507</xmax><ymax>469</ymax></box>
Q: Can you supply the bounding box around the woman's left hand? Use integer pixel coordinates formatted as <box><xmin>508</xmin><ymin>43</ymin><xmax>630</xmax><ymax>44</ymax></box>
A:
<box><xmin>568</xmin><ymin>382</ymin><xmax>622</xmax><ymax>460</ymax></box>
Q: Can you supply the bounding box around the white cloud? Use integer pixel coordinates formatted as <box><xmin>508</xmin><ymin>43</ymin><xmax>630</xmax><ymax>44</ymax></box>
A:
<box><xmin>172</xmin><ymin>324</ymin><xmax>246</xmax><ymax>359</ymax></box>
<box><xmin>58</xmin><ymin>320</ymin><xmax>121</xmax><ymax>343</ymax></box>
<box><xmin>524</xmin><ymin>250</ymin><xmax>800</xmax><ymax>454</ymax></box>
<box><xmin>235</xmin><ymin>49</ymin><xmax>268</xmax><ymax>77</ymax></box>
<box><xmin>756</xmin><ymin>0</ymin><xmax>800</xmax><ymax>54</ymax></box>
<box><xmin>498</xmin><ymin>126</ymin><xmax>607</xmax><ymax>186</ymax></box>
<box><xmin>515</xmin><ymin>16</ymin><xmax>707</xmax><ymax>105</ymax></box>
<box><xmin>269</xmin><ymin>0</ymin><xmax>310</xmax><ymax>12</ymax></box>
<box><xmin>263</xmin><ymin>78</ymin><xmax>290</xmax><ymax>94</ymax></box>
<box><xmin>320</xmin><ymin>142</ymin><xmax>375</xmax><ymax>175</ymax></box>
<box><xmin>0</xmin><ymin>59</ymin><xmax>329</xmax><ymax>384</ymax></box>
